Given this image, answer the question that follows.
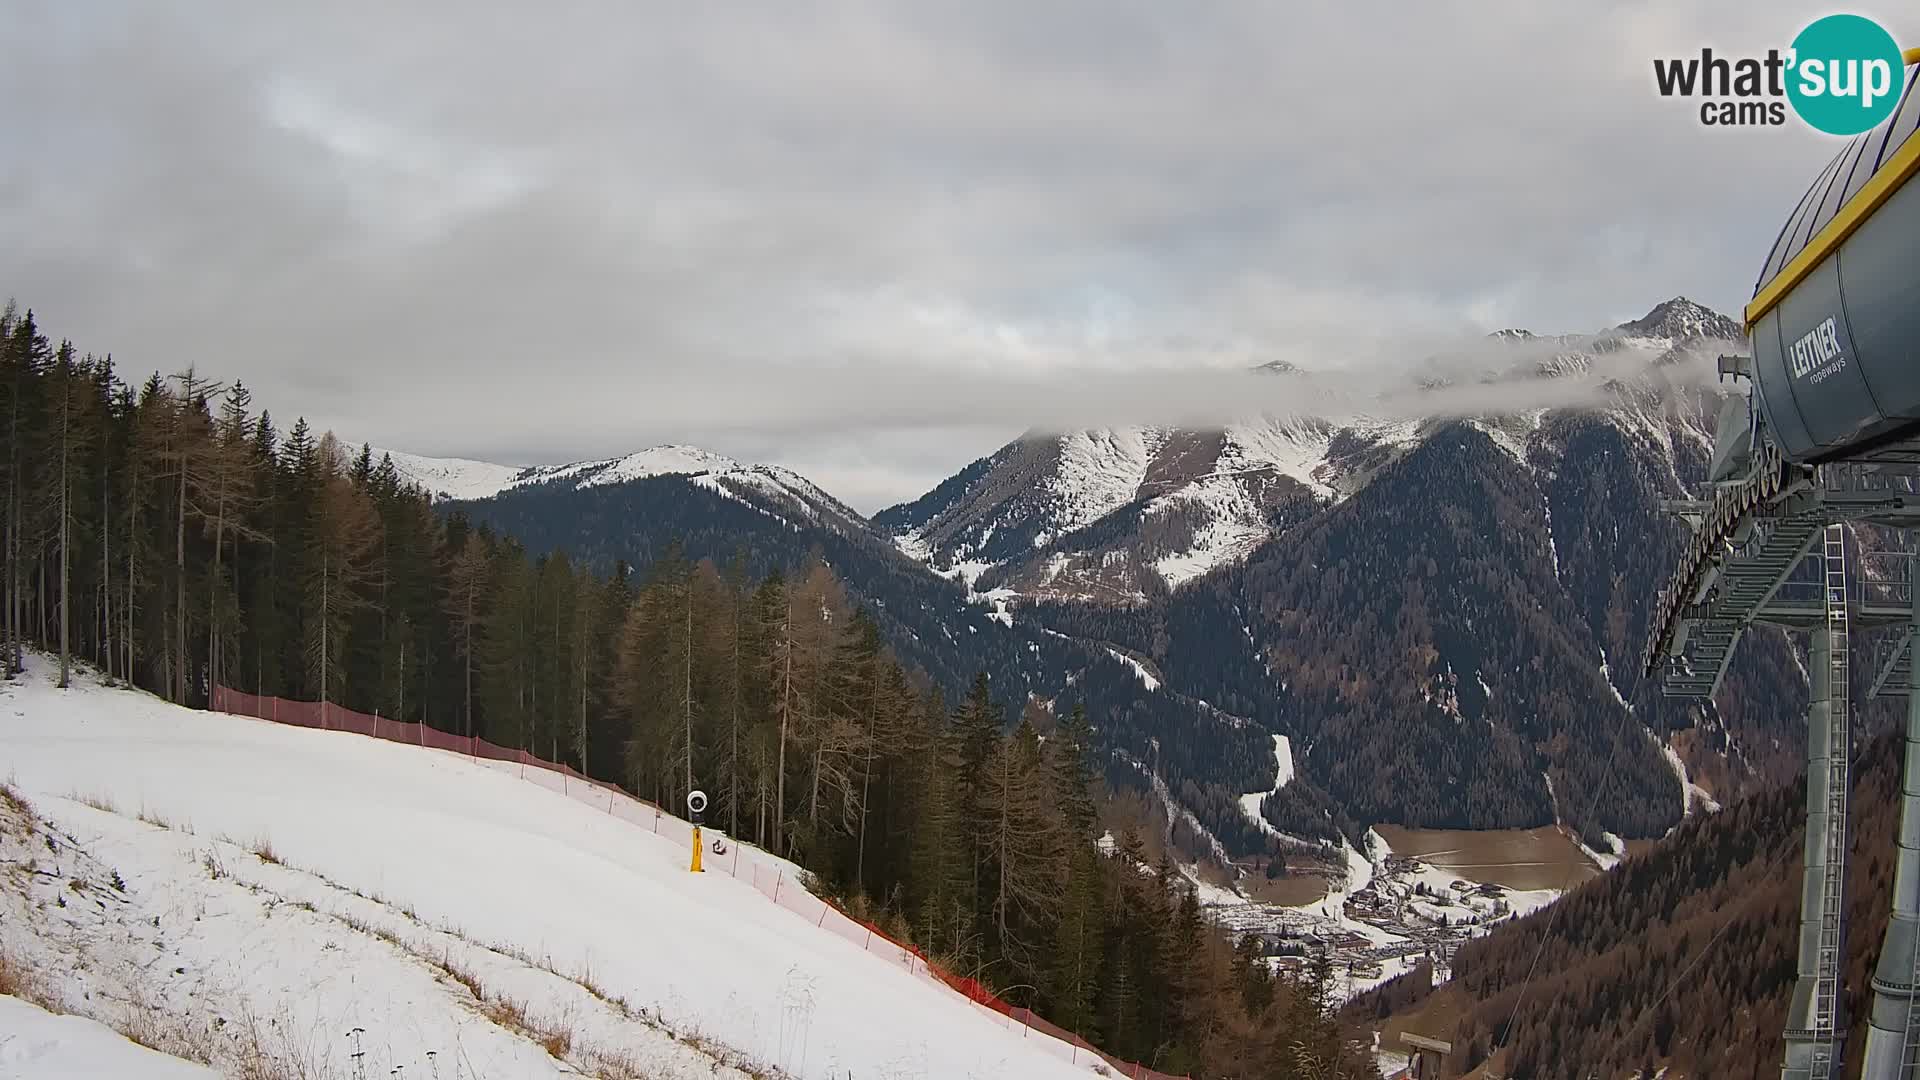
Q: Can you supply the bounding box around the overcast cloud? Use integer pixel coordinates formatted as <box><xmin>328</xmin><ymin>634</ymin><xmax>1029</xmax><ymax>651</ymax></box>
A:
<box><xmin>0</xmin><ymin>1</ymin><xmax>1901</xmax><ymax>510</ymax></box>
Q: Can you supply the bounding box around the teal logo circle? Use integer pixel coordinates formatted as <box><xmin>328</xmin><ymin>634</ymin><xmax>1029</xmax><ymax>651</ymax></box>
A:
<box><xmin>1787</xmin><ymin>15</ymin><xmax>1904</xmax><ymax>135</ymax></box>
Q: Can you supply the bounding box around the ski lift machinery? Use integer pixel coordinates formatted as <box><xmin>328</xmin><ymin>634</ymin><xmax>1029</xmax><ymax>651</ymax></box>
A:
<box><xmin>1643</xmin><ymin>47</ymin><xmax>1920</xmax><ymax>1080</ymax></box>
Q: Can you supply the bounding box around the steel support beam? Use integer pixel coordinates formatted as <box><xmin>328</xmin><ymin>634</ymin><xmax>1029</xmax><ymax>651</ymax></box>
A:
<box><xmin>1784</xmin><ymin>526</ymin><xmax>1852</xmax><ymax>1079</ymax></box>
<box><xmin>1862</xmin><ymin>558</ymin><xmax>1920</xmax><ymax>1079</ymax></box>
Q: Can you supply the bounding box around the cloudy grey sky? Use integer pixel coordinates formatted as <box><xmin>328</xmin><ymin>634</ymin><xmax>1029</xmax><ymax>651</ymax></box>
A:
<box><xmin>1</xmin><ymin>1</ymin><xmax>1906</xmax><ymax>510</ymax></box>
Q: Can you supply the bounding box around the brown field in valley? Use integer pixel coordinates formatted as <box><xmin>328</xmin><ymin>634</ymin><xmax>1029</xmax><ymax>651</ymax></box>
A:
<box><xmin>1372</xmin><ymin>825</ymin><xmax>1603</xmax><ymax>891</ymax></box>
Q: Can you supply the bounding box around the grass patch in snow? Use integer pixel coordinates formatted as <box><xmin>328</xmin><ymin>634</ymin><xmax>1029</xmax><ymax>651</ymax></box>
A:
<box><xmin>69</xmin><ymin>788</ymin><xmax>118</xmax><ymax>815</ymax></box>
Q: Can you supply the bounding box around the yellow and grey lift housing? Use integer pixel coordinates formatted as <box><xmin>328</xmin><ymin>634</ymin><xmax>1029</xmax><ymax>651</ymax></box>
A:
<box><xmin>1642</xmin><ymin>50</ymin><xmax>1920</xmax><ymax>1080</ymax></box>
<box><xmin>1749</xmin><ymin>48</ymin><xmax>1920</xmax><ymax>464</ymax></box>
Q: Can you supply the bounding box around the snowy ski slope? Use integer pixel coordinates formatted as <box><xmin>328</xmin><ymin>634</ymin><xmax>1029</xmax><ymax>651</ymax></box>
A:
<box><xmin>0</xmin><ymin>997</ymin><xmax>218</xmax><ymax>1079</ymax></box>
<box><xmin>0</xmin><ymin>659</ymin><xmax>1108</xmax><ymax>1080</ymax></box>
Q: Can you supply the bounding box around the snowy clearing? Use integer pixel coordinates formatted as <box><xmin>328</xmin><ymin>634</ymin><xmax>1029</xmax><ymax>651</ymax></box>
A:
<box><xmin>0</xmin><ymin>658</ymin><xmax>1113</xmax><ymax>1080</ymax></box>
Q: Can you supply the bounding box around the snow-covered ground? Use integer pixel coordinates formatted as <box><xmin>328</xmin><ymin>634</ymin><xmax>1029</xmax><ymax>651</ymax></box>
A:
<box><xmin>0</xmin><ymin>658</ymin><xmax>1111</xmax><ymax>1080</ymax></box>
<box><xmin>1106</xmin><ymin>648</ymin><xmax>1161</xmax><ymax>692</ymax></box>
<box><xmin>1237</xmin><ymin>734</ymin><xmax>1294</xmax><ymax>837</ymax></box>
<box><xmin>0</xmin><ymin>996</ymin><xmax>217</xmax><ymax>1079</ymax></box>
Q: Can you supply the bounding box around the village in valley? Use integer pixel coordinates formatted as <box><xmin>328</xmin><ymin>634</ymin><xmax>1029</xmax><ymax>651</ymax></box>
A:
<box><xmin>1200</xmin><ymin>837</ymin><xmax>1577</xmax><ymax>1000</ymax></box>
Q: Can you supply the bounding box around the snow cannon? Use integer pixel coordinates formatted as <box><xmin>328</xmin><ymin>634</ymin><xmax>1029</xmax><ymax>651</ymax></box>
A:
<box><xmin>1748</xmin><ymin>49</ymin><xmax>1920</xmax><ymax>465</ymax></box>
<box><xmin>687</xmin><ymin>789</ymin><xmax>708</xmax><ymax>873</ymax></box>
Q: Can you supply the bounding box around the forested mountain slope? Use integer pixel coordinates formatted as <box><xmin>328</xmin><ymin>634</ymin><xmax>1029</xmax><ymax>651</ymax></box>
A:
<box><xmin>438</xmin><ymin>462</ymin><xmax>1294</xmax><ymax>866</ymax></box>
<box><xmin>1360</xmin><ymin>733</ymin><xmax>1905</xmax><ymax>1079</ymax></box>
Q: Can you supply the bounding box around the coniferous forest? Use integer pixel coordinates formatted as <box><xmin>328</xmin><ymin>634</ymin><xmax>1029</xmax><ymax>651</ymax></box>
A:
<box><xmin>0</xmin><ymin>304</ymin><xmax>1376</xmax><ymax>1079</ymax></box>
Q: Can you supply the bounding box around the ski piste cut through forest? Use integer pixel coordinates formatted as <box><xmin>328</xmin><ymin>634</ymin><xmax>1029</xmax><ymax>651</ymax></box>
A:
<box><xmin>0</xmin><ymin>302</ymin><xmax>1379</xmax><ymax>1078</ymax></box>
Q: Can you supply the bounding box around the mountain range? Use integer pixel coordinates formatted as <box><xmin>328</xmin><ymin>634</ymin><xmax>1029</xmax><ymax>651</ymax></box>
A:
<box><xmin>374</xmin><ymin>297</ymin><xmax>1812</xmax><ymax>883</ymax></box>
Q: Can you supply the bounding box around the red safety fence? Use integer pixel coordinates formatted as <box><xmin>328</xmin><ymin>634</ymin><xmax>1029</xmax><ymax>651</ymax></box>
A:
<box><xmin>210</xmin><ymin>687</ymin><xmax>1189</xmax><ymax>1080</ymax></box>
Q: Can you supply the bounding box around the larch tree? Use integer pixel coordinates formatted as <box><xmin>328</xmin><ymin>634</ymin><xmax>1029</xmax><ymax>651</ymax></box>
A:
<box><xmin>445</xmin><ymin>530</ymin><xmax>490</xmax><ymax>737</ymax></box>
<box><xmin>981</xmin><ymin>719</ymin><xmax>1067</xmax><ymax>982</ymax></box>
<box><xmin>304</xmin><ymin>436</ymin><xmax>381</xmax><ymax>716</ymax></box>
<box><xmin>202</xmin><ymin>381</ymin><xmax>267</xmax><ymax>695</ymax></box>
<box><xmin>45</xmin><ymin>343</ymin><xmax>99</xmax><ymax>688</ymax></box>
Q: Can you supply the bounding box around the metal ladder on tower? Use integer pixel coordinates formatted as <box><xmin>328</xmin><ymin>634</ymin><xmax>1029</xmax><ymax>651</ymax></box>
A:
<box><xmin>1812</xmin><ymin>522</ymin><xmax>1853</xmax><ymax>1080</ymax></box>
<box><xmin>1904</xmin><ymin>546</ymin><xmax>1920</xmax><ymax>1075</ymax></box>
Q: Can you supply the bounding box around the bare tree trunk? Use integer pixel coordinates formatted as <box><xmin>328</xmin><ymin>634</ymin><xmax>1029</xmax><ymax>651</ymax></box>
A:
<box><xmin>101</xmin><ymin>470</ymin><xmax>110</xmax><ymax>677</ymax></box>
<box><xmin>175</xmin><ymin>454</ymin><xmax>187</xmax><ymax>703</ymax></box>
<box><xmin>207</xmin><ymin>487</ymin><xmax>225</xmax><ymax>695</ymax></box>
<box><xmin>776</xmin><ymin>594</ymin><xmax>793</xmax><ymax>854</ymax></box>
<box><xmin>57</xmin><ymin>402</ymin><xmax>69</xmax><ymax>689</ymax></box>
<box><xmin>320</xmin><ymin>556</ymin><xmax>328</xmax><ymax>717</ymax></box>
<box><xmin>683</xmin><ymin>575</ymin><xmax>693</xmax><ymax>797</ymax></box>
<box><xmin>8</xmin><ymin>376</ymin><xmax>21</xmax><ymax>678</ymax></box>
<box><xmin>463</xmin><ymin>586</ymin><xmax>473</xmax><ymax>738</ymax></box>
<box><xmin>856</xmin><ymin>658</ymin><xmax>878</xmax><ymax>888</ymax></box>
<box><xmin>998</xmin><ymin>749</ymin><xmax>1011</xmax><ymax>946</ymax></box>
<box><xmin>729</xmin><ymin>585</ymin><xmax>741</xmax><ymax>840</ymax></box>
<box><xmin>809</xmin><ymin>745</ymin><xmax>821</xmax><ymax>838</ymax></box>
<box><xmin>125</xmin><ymin>467</ymin><xmax>136</xmax><ymax>685</ymax></box>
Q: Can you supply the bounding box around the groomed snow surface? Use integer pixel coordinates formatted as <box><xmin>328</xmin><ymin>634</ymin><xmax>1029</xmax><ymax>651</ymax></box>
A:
<box><xmin>0</xmin><ymin>657</ymin><xmax>1113</xmax><ymax>1080</ymax></box>
<box><xmin>0</xmin><ymin>996</ymin><xmax>217</xmax><ymax>1079</ymax></box>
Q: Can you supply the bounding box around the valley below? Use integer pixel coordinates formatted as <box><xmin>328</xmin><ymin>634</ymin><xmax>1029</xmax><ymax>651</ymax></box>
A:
<box><xmin>1370</xmin><ymin>825</ymin><xmax>1602</xmax><ymax>893</ymax></box>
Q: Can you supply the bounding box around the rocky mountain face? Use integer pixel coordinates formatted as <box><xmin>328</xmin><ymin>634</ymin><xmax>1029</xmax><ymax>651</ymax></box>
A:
<box><xmin>387</xmin><ymin>297</ymin><xmax>1814</xmax><ymax>871</ymax></box>
<box><xmin>883</xmin><ymin>298</ymin><xmax>1810</xmax><ymax>844</ymax></box>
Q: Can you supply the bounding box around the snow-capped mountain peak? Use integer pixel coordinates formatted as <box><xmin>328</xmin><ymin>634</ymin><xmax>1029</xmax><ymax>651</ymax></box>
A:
<box><xmin>376</xmin><ymin>444</ymin><xmax>756</xmax><ymax>502</ymax></box>
<box><xmin>1614</xmin><ymin>296</ymin><xmax>1742</xmax><ymax>344</ymax></box>
<box><xmin>880</xmin><ymin>297</ymin><xmax>1743</xmax><ymax>601</ymax></box>
<box><xmin>371</xmin><ymin>444</ymin><xmax>862</xmax><ymax>534</ymax></box>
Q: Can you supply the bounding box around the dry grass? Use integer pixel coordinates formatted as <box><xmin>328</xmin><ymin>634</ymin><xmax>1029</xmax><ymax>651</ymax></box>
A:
<box><xmin>250</xmin><ymin>835</ymin><xmax>282</xmax><ymax>866</ymax></box>
<box><xmin>0</xmin><ymin>777</ymin><xmax>32</xmax><ymax>818</ymax></box>
<box><xmin>0</xmin><ymin>947</ymin><xmax>48</xmax><ymax>1003</ymax></box>
<box><xmin>70</xmin><ymin>789</ymin><xmax>118</xmax><ymax>815</ymax></box>
<box><xmin>536</xmin><ymin>1022</ymin><xmax>573</xmax><ymax>1060</ymax></box>
<box><xmin>441</xmin><ymin>952</ymin><xmax>487</xmax><ymax>1001</ymax></box>
<box><xmin>134</xmin><ymin>804</ymin><xmax>192</xmax><ymax>834</ymax></box>
<box><xmin>480</xmin><ymin>993</ymin><xmax>526</xmax><ymax>1028</ymax></box>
